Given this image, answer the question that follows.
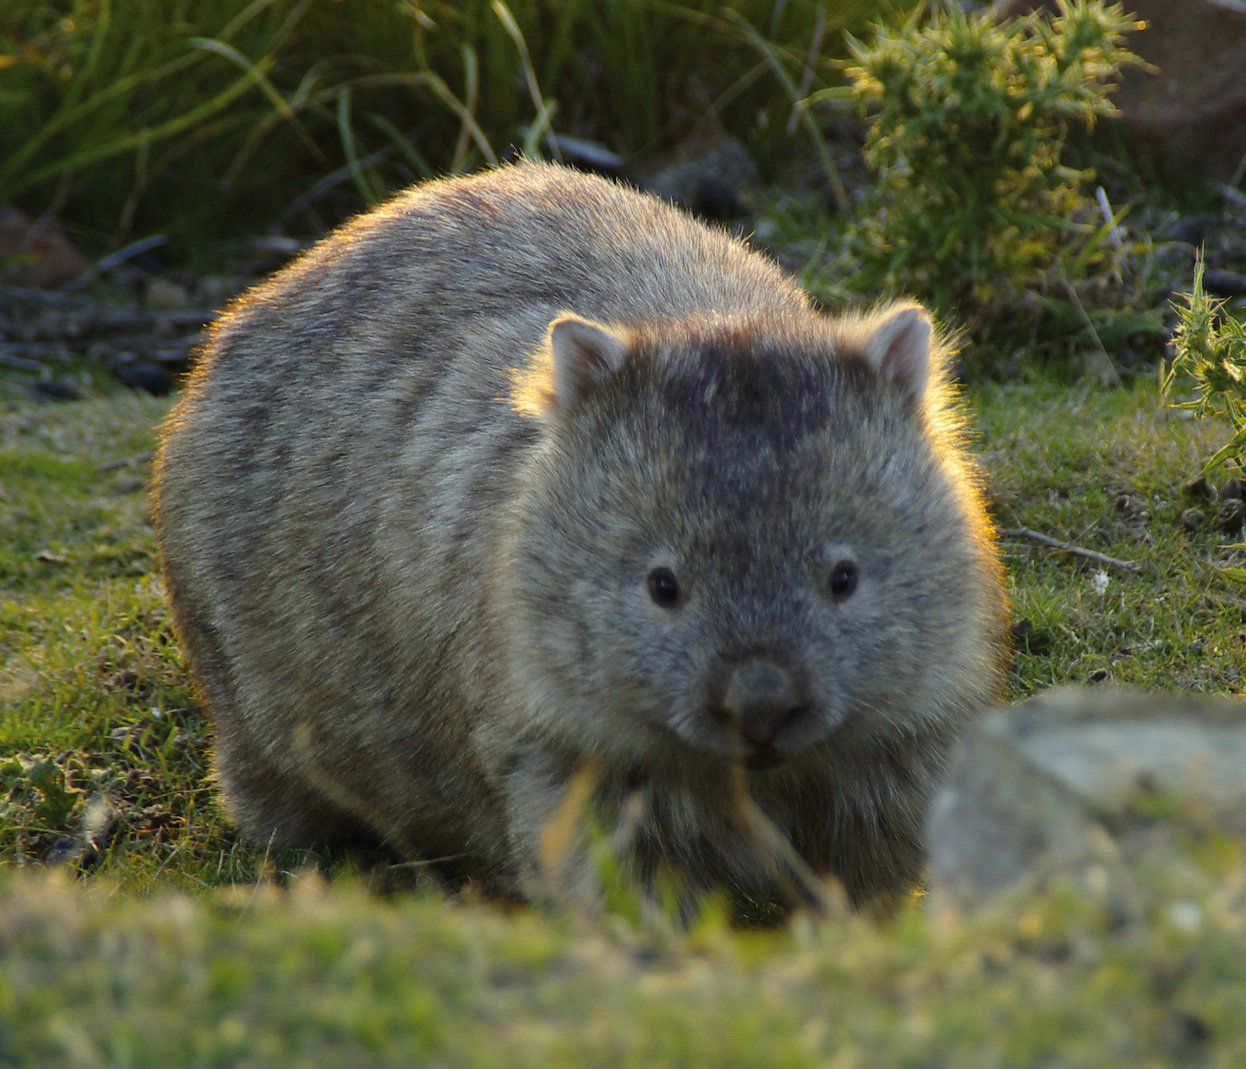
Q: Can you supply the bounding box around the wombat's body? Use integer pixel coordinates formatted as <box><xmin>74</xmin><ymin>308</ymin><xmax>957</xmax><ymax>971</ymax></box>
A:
<box><xmin>155</xmin><ymin>162</ymin><xmax>1007</xmax><ymax>912</ymax></box>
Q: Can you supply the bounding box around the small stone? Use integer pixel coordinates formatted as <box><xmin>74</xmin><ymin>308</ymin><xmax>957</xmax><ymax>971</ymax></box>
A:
<box><xmin>0</xmin><ymin>206</ymin><xmax>89</xmax><ymax>287</ymax></box>
<box><xmin>145</xmin><ymin>276</ymin><xmax>190</xmax><ymax>311</ymax></box>
<box><xmin>634</xmin><ymin>132</ymin><xmax>759</xmax><ymax>222</ymax></box>
<box><xmin>1088</xmin><ymin>667</ymin><xmax>1111</xmax><ymax>683</ymax></box>
<box><xmin>1179</xmin><ymin>507</ymin><xmax>1206</xmax><ymax>532</ymax></box>
<box><xmin>1167</xmin><ymin>900</ymin><xmax>1202</xmax><ymax>933</ymax></box>
<box><xmin>1167</xmin><ymin>217</ymin><xmax>1208</xmax><ymax>246</ymax></box>
<box><xmin>1219</xmin><ymin>478</ymin><xmax>1244</xmax><ymax>501</ymax></box>
<box><xmin>1114</xmin><ymin>494</ymin><xmax>1147</xmax><ymax>525</ymax></box>
<box><xmin>1175</xmin><ymin>1014</ymin><xmax>1213</xmax><ymax>1048</ymax></box>
<box><xmin>41</xmin><ymin>836</ymin><xmax>83</xmax><ymax>865</ymax></box>
<box><xmin>1204</xmin><ymin>270</ymin><xmax>1246</xmax><ymax>299</ymax></box>
<box><xmin>1217</xmin><ymin>497</ymin><xmax>1246</xmax><ymax>534</ymax></box>
<box><xmin>1183</xmin><ymin>475</ymin><xmax>1216</xmax><ymax>501</ymax></box>
<box><xmin>31</xmin><ymin>379</ymin><xmax>81</xmax><ymax>402</ymax></box>
<box><xmin>688</xmin><ymin>175</ymin><xmax>746</xmax><ymax>221</ymax></box>
<box><xmin>116</xmin><ymin>362</ymin><xmax>172</xmax><ymax>397</ymax></box>
<box><xmin>195</xmin><ymin>274</ymin><xmax>245</xmax><ymax>308</ymax></box>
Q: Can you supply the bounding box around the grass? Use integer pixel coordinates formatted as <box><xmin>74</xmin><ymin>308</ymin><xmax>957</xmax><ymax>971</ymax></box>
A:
<box><xmin>1</xmin><ymin>339</ymin><xmax>1243</xmax><ymax>1066</ymax></box>
<box><xmin>0</xmin><ymin>0</ymin><xmax>895</xmax><ymax>257</ymax></box>
<box><xmin>980</xmin><ymin>375</ymin><xmax>1245</xmax><ymax>694</ymax></box>
<box><xmin>3</xmin><ymin>363</ymin><xmax>1240</xmax><ymax>888</ymax></box>
<box><xmin>0</xmin><ymin>389</ymin><xmax>252</xmax><ymax>890</ymax></box>
<box><xmin>1</xmin><ymin>845</ymin><xmax>1244</xmax><ymax>1065</ymax></box>
<box><xmin>2</xmin><ymin>1</ymin><xmax>1244</xmax><ymax>1060</ymax></box>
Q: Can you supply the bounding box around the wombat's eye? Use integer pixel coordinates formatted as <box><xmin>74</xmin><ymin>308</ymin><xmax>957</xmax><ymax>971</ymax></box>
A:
<box><xmin>647</xmin><ymin>567</ymin><xmax>681</xmax><ymax>608</ymax></box>
<box><xmin>829</xmin><ymin>561</ymin><xmax>859</xmax><ymax>600</ymax></box>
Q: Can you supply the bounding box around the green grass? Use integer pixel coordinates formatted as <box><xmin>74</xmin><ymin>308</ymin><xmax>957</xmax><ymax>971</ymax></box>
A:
<box><xmin>3</xmin><ymin>1</ymin><xmax>1244</xmax><ymax>1060</ymax></box>
<box><xmin>980</xmin><ymin>376</ymin><xmax>1244</xmax><ymax>694</ymax></box>
<box><xmin>1</xmin><ymin>355</ymin><xmax>1244</xmax><ymax>1064</ymax></box>
<box><xmin>0</xmin><ymin>0</ymin><xmax>894</xmax><ymax>256</ymax></box>
<box><xmin>0</xmin><ymin>390</ymin><xmax>251</xmax><ymax>889</ymax></box>
<box><xmin>1</xmin><ymin>852</ymin><xmax>1244</xmax><ymax>1066</ymax></box>
<box><xmin>2</xmin><ymin>365</ymin><xmax>1241</xmax><ymax>877</ymax></box>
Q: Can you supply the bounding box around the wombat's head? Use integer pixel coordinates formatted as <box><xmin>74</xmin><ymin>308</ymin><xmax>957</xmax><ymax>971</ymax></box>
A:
<box><xmin>502</xmin><ymin>305</ymin><xmax>1005</xmax><ymax>775</ymax></box>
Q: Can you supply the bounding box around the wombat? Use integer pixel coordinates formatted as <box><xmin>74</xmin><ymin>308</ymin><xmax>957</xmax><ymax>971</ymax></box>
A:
<box><xmin>154</xmin><ymin>161</ymin><xmax>1008</xmax><ymax>914</ymax></box>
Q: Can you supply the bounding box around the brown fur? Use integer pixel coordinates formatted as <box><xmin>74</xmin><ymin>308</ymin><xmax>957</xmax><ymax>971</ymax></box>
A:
<box><xmin>154</xmin><ymin>161</ymin><xmax>1008</xmax><ymax>914</ymax></box>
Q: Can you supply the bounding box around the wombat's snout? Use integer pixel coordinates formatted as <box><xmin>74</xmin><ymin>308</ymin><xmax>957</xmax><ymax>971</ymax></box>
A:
<box><xmin>706</xmin><ymin>656</ymin><xmax>812</xmax><ymax>768</ymax></box>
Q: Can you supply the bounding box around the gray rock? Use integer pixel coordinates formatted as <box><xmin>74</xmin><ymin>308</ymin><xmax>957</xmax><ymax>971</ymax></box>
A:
<box><xmin>927</xmin><ymin>686</ymin><xmax>1246</xmax><ymax>904</ymax></box>
<box><xmin>1112</xmin><ymin>0</ymin><xmax>1246</xmax><ymax>184</ymax></box>
<box><xmin>994</xmin><ymin>0</ymin><xmax>1246</xmax><ymax>183</ymax></box>
<box><xmin>630</xmin><ymin>132</ymin><xmax>760</xmax><ymax>221</ymax></box>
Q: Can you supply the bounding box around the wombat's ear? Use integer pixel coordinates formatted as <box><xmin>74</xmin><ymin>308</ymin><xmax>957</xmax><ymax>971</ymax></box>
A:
<box><xmin>548</xmin><ymin>314</ymin><xmax>630</xmax><ymax>410</ymax></box>
<box><xmin>859</xmin><ymin>305</ymin><xmax>932</xmax><ymax>401</ymax></box>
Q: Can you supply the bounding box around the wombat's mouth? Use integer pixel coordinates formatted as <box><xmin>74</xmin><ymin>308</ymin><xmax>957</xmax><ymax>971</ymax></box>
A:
<box><xmin>656</xmin><ymin>721</ymin><xmax>796</xmax><ymax>772</ymax></box>
<box><xmin>743</xmin><ymin>746</ymin><xmax>787</xmax><ymax>772</ymax></box>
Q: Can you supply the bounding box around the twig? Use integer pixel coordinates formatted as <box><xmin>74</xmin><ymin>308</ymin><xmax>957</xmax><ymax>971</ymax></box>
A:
<box><xmin>1217</xmin><ymin>181</ymin><xmax>1246</xmax><ymax>212</ymax></box>
<box><xmin>64</xmin><ymin>234</ymin><xmax>169</xmax><ymax>291</ymax></box>
<box><xmin>95</xmin><ymin>452</ymin><xmax>154</xmax><ymax>473</ymax></box>
<box><xmin>999</xmin><ymin>526</ymin><xmax>1142</xmax><ymax>574</ymax></box>
<box><xmin>0</xmin><ymin>349</ymin><xmax>46</xmax><ymax>371</ymax></box>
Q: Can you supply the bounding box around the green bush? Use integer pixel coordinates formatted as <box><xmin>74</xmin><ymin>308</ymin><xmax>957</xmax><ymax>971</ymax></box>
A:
<box><xmin>821</xmin><ymin>0</ymin><xmax>1150</xmax><ymax>363</ymax></box>
<box><xmin>1164</xmin><ymin>261</ymin><xmax>1246</xmax><ymax>579</ymax></box>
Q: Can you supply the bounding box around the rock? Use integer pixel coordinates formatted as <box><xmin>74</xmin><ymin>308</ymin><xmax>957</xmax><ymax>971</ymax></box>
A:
<box><xmin>1204</xmin><ymin>269</ymin><xmax>1246</xmax><ymax>298</ymax></box>
<box><xmin>993</xmin><ymin>0</ymin><xmax>1246</xmax><ymax>183</ymax></box>
<box><xmin>194</xmin><ymin>274</ymin><xmax>246</xmax><ymax>308</ymax></box>
<box><xmin>1179</xmin><ymin>506</ymin><xmax>1206</xmax><ymax>531</ymax></box>
<box><xmin>1183</xmin><ymin>474</ymin><xmax>1217</xmax><ymax>501</ymax></box>
<box><xmin>631</xmin><ymin>132</ymin><xmax>760</xmax><ymax>221</ymax></box>
<box><xmin>0</xmin><ymin>206</ymin><xmax>89</xmax><ymax>288</ymax></box>
<box><xmin>1167</xmin><ymin>217</ymin><xmax>1210</xmax><ymax>246</ymax></box>
<box><xmin>1010</xmin><ymin>617</ymin><xmax>1034</xmax><ymax>647</ymax></box>
<box><xmin>144</xmin><ymin>276</ymin><xmax>190</xmax><ymax>311</ymax></box>
<box><xmin>1111</xmin><ymin>0</ymin><xmax>1246</xmax><ymax>183</ymax></box>
<box><xmin>40</xmin><ymin>796</ymin><xmax>118</xmax><ymax>869</ymax></box>
<box><xmin>116</xmin><ymin>362</ymin><xmax>173</xmax><ymax>397</ymax></box>
<box><xmin>927</xmin><ymin>687</ymin><xmax>1246</xmax><ymax>905</ymax></box>
<box><xmin>1123</xmin><ymin>0</ymin><xmax>1246</xmax><ymax>184</ymax></box>
<box><xmin>30</xmin><ymin>379</ymin><xmax>82</xmax><ymax>402</ymax></box>
<box><xmin>1217</xmin><ymin>496</ymin><xmax>1246</xmax><ymax>534</ymax></box>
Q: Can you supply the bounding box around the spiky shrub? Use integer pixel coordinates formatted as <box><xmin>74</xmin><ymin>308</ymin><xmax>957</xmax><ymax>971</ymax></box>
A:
<box><xmin>1165</xmin><ymin>262</ymin><xmax>1246</xmax><ymax>492</ymax></box>
<box><xmin>836</xmin><ymin>0</ymin><xmax>1145</xmax><ymax>356</ymax></box>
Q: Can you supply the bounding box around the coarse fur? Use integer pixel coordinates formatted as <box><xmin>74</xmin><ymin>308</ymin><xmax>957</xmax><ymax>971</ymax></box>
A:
<box><xmin>154</xmin><ymin>161</ymin><xmax>1008</xmax><ymax>915</ymax></box>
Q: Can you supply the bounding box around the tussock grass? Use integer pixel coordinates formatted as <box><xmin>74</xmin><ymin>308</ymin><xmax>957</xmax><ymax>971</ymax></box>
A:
<box><xmin>1</xmin><ymin>0</ymin><xmax>889</xmax><ymax>255</ymax></box>
<box><xmin>2</xmin><ymin>2</ymin><xmax>1244</xmax><ymax>1058</ymax></box>
<box><xmin>1</xmin><ymin>328</ymin><xmax>1243</xmax><ymax>1069</ymax></box>
<box><xmin>2</xmin><ymin>852</ymin><xmax>1245</xmax><ymax>1066</ymax></box>
<box><xmin>980</xmin><ymin>376</ymin><xmax>1245</xmax><ymax>694</ymax></box>
<box><xmin>2</xmin><ymin>366</ymin><xmax>1240</xmax><ymax>890</ymax></box>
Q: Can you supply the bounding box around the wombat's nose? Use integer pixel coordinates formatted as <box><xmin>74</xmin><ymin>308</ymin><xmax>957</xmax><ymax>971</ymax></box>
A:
<box><xmin>713</xmin><ymin>658</ymin><xmax>810</xmax><ymax>750</ymax></box>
